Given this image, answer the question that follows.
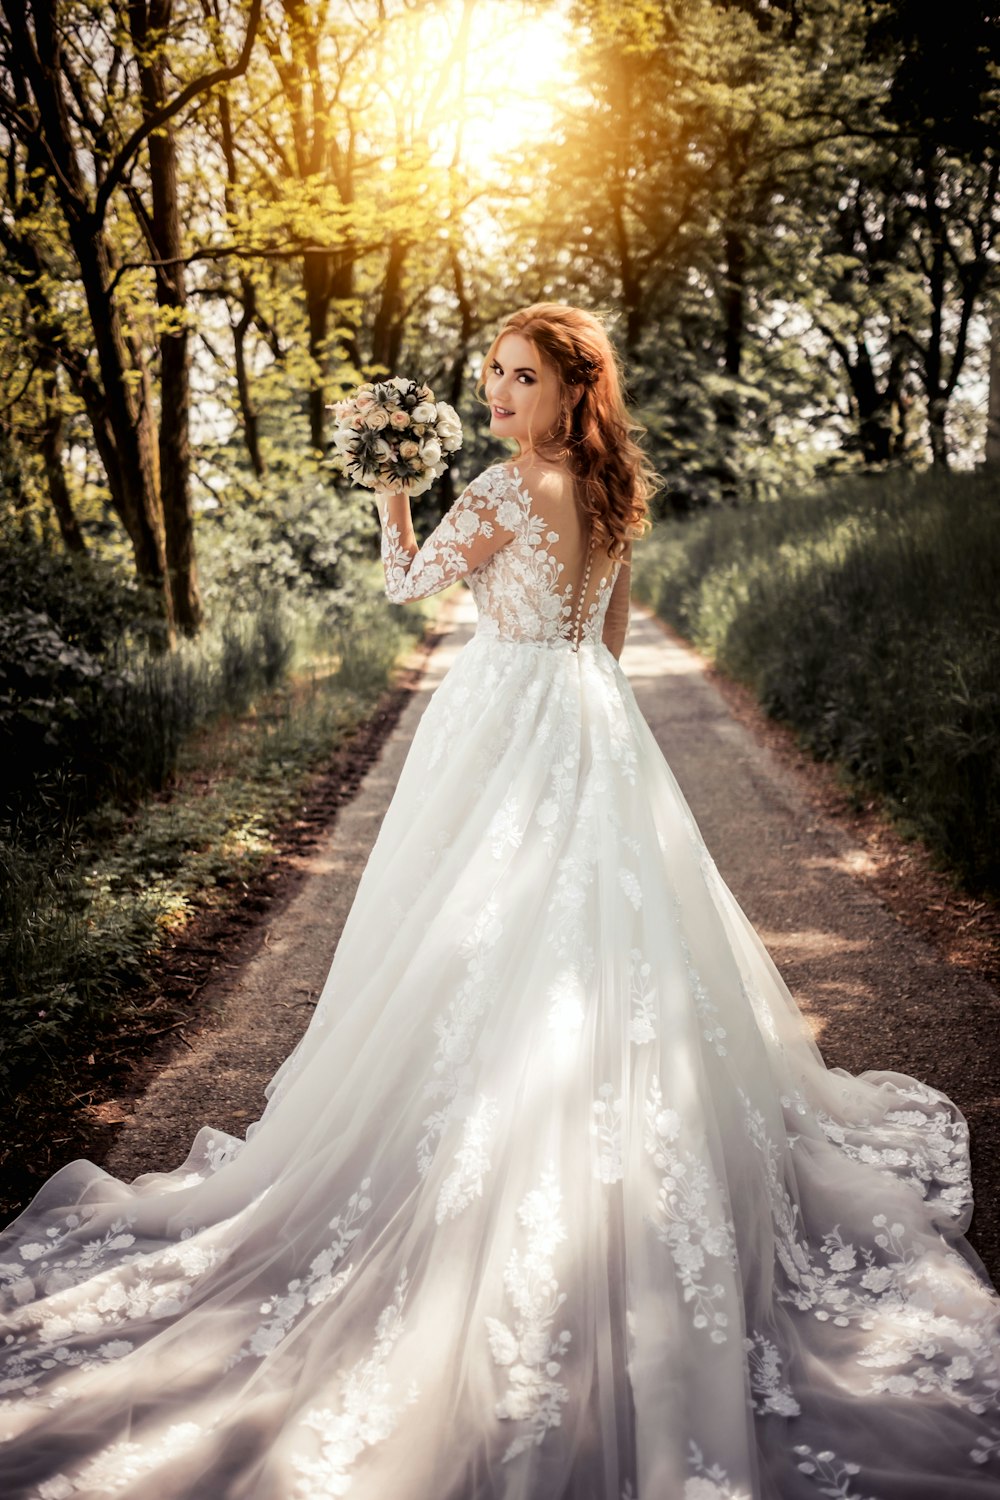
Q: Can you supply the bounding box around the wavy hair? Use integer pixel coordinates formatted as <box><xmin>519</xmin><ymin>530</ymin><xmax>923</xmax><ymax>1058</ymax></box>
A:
<box><xmin>477</xmin><ymin>303</ymin><xmax>657</xmax><ymax>559</ymax></box>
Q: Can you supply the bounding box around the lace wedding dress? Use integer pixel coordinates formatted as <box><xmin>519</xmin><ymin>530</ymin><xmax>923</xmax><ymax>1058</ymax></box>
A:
<box><xmin>2</xmin><ymin>462</ymin><xmax>999</xmax><ymax>1500</ymax></box>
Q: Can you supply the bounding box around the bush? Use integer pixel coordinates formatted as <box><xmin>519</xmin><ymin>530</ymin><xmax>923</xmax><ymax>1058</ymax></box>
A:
<box><xmin>0</xmin><ymin>476</ymin><xmax>428</xmax><ymax>1096</ymax></box>
<box><xmin>631</xmin><ymin>466</ymin><xmax>1000</xmax><ymax>893</ymax></box>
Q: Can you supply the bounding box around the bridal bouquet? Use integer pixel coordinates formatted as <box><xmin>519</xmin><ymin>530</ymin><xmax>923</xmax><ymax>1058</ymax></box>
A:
<box><xmin>329</xmin><ymin>377</ymin><xmax>463</xmax><ymax>497</ymax></box>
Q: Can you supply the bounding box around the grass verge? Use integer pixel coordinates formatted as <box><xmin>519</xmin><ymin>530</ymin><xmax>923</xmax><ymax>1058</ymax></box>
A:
<box><xmin>630</xmin><ymin>466</ymin><xmax>1000</xmax><ymax>894</ymax></box>
<box><xmin>1</xmin><ymin>584</ymin><xmax>432</xmax><ymax>1111</ymax></box>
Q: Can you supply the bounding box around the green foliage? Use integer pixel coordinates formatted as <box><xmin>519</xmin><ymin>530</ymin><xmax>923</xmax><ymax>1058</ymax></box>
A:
<box><xmin>0</xmin><ymin>469</ymin><xmax>389</xmax><ymax>821</ymax></box>
<box><xmin>0</xmin><ymin>460</ymin><xmax>430</xmax><ymax>1099</ymax></box>
<box><xmin>631</xmin><ymin>467</ymin><xmax>1000</xmax><ymax>893</ymax></box>
<box><xmin>0</xmin><ymin>591</ymin><xmax>425</xmax><ymax>1101</ymax></box>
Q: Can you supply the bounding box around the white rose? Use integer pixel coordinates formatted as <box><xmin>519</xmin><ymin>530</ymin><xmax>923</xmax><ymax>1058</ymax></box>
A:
<box><xmin>389</xmin><ymin>376</ymin><xmax>411</xmax><ymax>391</ymax></box>
<box><xmin>372</xmin><ymin>437</ymin><xmax>392</xmax><ymax>459</ymax></box>
<box><xmin>365</xmin><ymin>408</ymin><xmax>390</xmax><ymax>430</ymax></box>
<box><xmin>420</xmin><ymin>438</ymin><xmax>442</xmax><ymax>465</ymax></box>
<box><xmin>411</xmin><ymin>401</ymin><xmax>436</xmax><ymax>423</ymax></box>
<box><xmin>435</xmin><ymin>402</ymin><xmax>463</xmax><ymax>446</ymax></box>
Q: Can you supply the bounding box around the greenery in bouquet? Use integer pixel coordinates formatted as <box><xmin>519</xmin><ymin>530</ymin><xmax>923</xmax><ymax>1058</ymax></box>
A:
<box><xmin>330</xmin><ymin>377</ymin><xmax>463</xmax><ymax>497</ymax></box>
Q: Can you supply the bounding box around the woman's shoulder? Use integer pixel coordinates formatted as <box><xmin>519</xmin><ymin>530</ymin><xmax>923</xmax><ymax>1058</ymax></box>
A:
<box><xmin>457</xmin><ymin>463</ymin><xmax>527</xmax><ymax>533</ymax></box>
<box><xmin>461</xmin><ymin>461</ymin><xmax>526</xmax><ymax>505</ymax></box>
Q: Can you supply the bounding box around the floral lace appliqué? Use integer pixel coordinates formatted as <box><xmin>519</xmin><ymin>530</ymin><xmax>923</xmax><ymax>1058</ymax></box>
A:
<box><xmin>486</xmin><ymin>1164</ymin><xmax>572</xmax><ymax>1462</ymax></box>
<box><xmin>292</xmin><ymin>1271</ymin><xmax>418</xmax><ymax>1497</ymax></box>
<box><xmin>684</xmin><ymin>1440</ymin><xmax>752</xmax><ymax>1499</ymax></box>
<box><xmin>436</xmin><ymin>1095</ymin><xmax>500</xmax><ymax>1224</ymax></box>
<box><xmin>628</xmin><ymin>946</ymin><xmax>656</xmax><ymax>1044</ymax></box>
<box><xmin>225</xmin><ymin>1179</ymin><xmax>372</xmax><ymax>1366</ymax></box>
<box><xmin>744</xmin><ymin>1331</ymin><xmax>801</xmax><ymax>1417</ymax></box>
<box><xmin>643</xmin><ymin>1078</ymin><xmax>736</xmax><ymax>1342</ymax></box>
<box><xmin>591</xmin><ymin>1085</ymin><xmax>624</xmax><ymax>1184</ymax></box>
<box><xmin>417</xmin><ymin>899</ymin><xmax>504</xmax><ymax>1176</ymax></box>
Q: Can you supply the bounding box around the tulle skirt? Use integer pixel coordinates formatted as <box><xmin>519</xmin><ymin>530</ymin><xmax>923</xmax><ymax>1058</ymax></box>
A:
<box><xmin>1</xmin><ymin>630</ymin><xmax>999</xmax><ymax>1499</ymax></box>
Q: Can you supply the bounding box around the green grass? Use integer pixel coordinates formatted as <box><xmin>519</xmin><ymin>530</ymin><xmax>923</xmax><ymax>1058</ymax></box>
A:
<box><xmin>0</xmin><ymin>577</ymin><xmax>431</xmax><ymax>1102</ymax></box>
<box><xmin>631</xmin><ymin>466</ymin><xmax>1000</xmax><ymax>894</ymax></box>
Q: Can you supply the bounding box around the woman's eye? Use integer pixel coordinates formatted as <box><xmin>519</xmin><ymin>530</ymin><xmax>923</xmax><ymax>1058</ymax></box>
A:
<box><xmin>518</xmin><ymin>374</ymin><xmax>534</xmax><ymax>385</ymax></box>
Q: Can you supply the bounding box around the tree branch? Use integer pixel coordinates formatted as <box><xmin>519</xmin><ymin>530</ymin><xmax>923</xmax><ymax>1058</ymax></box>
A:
<box><xmin>92</xmin><ymin>0</ymin><xmax>262</xmax><ymax>228</ymax></box>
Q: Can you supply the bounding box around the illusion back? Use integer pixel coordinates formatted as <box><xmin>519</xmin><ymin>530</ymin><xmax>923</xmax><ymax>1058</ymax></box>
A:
<box><xmin>380</xmin><ymin>463</ymin><xmax>627</xmax><ymax>651</ymax></box>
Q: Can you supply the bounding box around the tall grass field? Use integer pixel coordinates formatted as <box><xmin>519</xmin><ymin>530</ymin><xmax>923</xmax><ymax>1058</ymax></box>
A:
<box><xmin>631</xmin><ymin>467</ymin><xmax>1000</xmax><ymax>895</ymax></box>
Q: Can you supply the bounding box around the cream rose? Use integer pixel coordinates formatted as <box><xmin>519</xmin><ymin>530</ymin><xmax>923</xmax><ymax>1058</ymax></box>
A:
<box><xmin>365</xmin><ymin>407</ymin><xmax>390</xmax><ymax>430</ymax></box>
<box><xmin>389</xmin><ymin>409</ymin><xmax>411</xmax><ymax>429</ymax></box>
<box><xmin>399</xmin><ymin>440</ymin><xmax>420</xmax><ymax>458</ymax></box>
<box><xmin>434</xmin><ymin>401</ymin><xmax>462</xmax><ymax>444</ymax></box>
<box><xmin>355</xmin><ymin>393</ymin><xmax>375</xmax><ymax>410</ymax></box>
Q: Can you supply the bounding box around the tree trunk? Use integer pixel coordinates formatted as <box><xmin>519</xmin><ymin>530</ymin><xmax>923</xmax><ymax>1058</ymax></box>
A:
<box><xmin>0</xmin><ymin>417</ymin><xmax>29</xmax><ymax>514</ymax></box>
<box><xmin>985</xmin><ymin>297</ymin><xmax>1000</xmax><ymax>466</ymax></box>
<box><xmin>233</xmin><ymin>293</ymin><xmax>265</xmax><ymax>478</ymax></box>
<box><xmin>716</xmin><ymin>222</ymin><xmax>745</xmax><ymax>501</ymax></box>
<box><xmin>371</xmin><ymin>235</ymin><xmax>408</xmax><ymax>372</ymax></box>
<box><xmin>133</xmin><ymin>0</ymin><xmax>201</xmax><ymax>633</ymax></box>
<box><xmin>304</xmin><ymin>250</ymin><xmax>333</xmax><ymax>452</ymax></box>
<box><xmin>927</xmin><ymin>396</ymin><xmax>950</xmax><ymax>468</ymax></box>
<box><xmin>40</xmin><ymin>369</ymin><xmax>85</xmax><ymax>552</ymax></box>
<box><xmin>216</xmin><ymin>86</ymin><xmax>265</xmax><ymax>477</ymax></box>
<box><xmin>149</xmin><ymin>126</ymin><xmax>200</xmax><ymax>633</ymax></box>
<box><xmin>69</xmin><ymin>219</ymin><xmax>174</xmax><ymax>630</ymax></box>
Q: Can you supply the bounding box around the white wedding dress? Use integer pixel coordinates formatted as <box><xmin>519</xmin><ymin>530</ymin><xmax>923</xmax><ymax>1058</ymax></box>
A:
<box><xmin>2</xmin><ymin>461</ymin><xmax>999</xmax><ymax>1500</ymax></box>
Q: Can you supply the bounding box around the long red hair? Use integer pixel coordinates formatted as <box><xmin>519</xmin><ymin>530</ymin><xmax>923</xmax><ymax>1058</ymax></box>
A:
<box><xmin>477</xmin><ymin>303</ymin><xmax>657</xmax><ymax>559</ymax></box>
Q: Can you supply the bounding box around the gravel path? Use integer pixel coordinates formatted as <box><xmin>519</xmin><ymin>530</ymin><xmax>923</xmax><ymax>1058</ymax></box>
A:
<box><xmin>104</xmin><ymin>592</ymin><xmax>1000</xmax><ymax>1281</ymax></box>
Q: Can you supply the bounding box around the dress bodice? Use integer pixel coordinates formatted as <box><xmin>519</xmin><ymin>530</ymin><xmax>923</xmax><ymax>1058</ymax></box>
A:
<box><xmin>379</xmin><ymin>463</ymin><xmax>625</xmax><ymax>652</ymax></box>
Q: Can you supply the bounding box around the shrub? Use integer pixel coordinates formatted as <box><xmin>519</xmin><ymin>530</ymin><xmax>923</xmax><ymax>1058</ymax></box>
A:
<box><xmin>631</xmin><ymin>467</ymin><xmax>1000</xmax><ymax>893</ymax></box>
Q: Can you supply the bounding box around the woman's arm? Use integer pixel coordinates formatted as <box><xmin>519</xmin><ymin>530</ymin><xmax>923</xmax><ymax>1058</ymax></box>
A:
<box><xmin>377</xmin><ymin>467</ymin><xmax>518</xmax><ymax>604</ymax></box>
<box><xmin>601</xmin><ymin>542</ymin><xmax>633</xmax><ymax>661</ymax></box>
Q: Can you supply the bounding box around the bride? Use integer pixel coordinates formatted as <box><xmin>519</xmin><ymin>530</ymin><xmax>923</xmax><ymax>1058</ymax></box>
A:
<box><xmin>1</xmin><ymin>303</ymin><xmax>998</xmax><ymax>1500</ymax></box>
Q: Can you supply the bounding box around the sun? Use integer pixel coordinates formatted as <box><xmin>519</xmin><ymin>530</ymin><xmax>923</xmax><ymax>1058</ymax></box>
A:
<box><xmin>392</xmin><ymin>0</ymin><xmax>576</xmax><ymax>175</ymax></box>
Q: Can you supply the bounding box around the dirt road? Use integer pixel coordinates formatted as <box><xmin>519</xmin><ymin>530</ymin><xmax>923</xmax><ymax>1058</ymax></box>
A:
<box><xmin>104</xmin><ymin>590</ymin><xmax>1000</xmax><ymax>1281</ymax></box>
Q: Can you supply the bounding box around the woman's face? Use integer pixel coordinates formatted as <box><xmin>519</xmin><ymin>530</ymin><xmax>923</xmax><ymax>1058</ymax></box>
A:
<box><xmin>483</xmin><ymin>332</ymin><xmax>563</xmax><ymax>454</ymax></box>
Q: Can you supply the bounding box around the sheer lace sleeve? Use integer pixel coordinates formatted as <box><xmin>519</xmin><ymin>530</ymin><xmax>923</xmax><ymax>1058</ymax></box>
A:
<box><xmin>601</xmin><ymin>541</ymin><xmax>633</xmax><ymax>660</ymax></box>
<box><xmin>378</xmin><ymin>465</ymin><xmax>519</xmax><ymax>604</ymax></box>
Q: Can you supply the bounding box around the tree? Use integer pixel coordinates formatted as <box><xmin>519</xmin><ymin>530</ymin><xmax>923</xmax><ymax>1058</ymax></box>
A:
<box><xmin>0</xmin><ymin>0</ymin><xmax>261</xmax><ymax>635</ymax></box>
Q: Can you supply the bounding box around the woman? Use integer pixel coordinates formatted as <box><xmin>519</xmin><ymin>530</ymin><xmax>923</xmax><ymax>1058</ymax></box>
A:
<box><xmin>1</xmin><ymin>303</ymin><xmax>998</xmax><ymax>1499</ymax></box>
